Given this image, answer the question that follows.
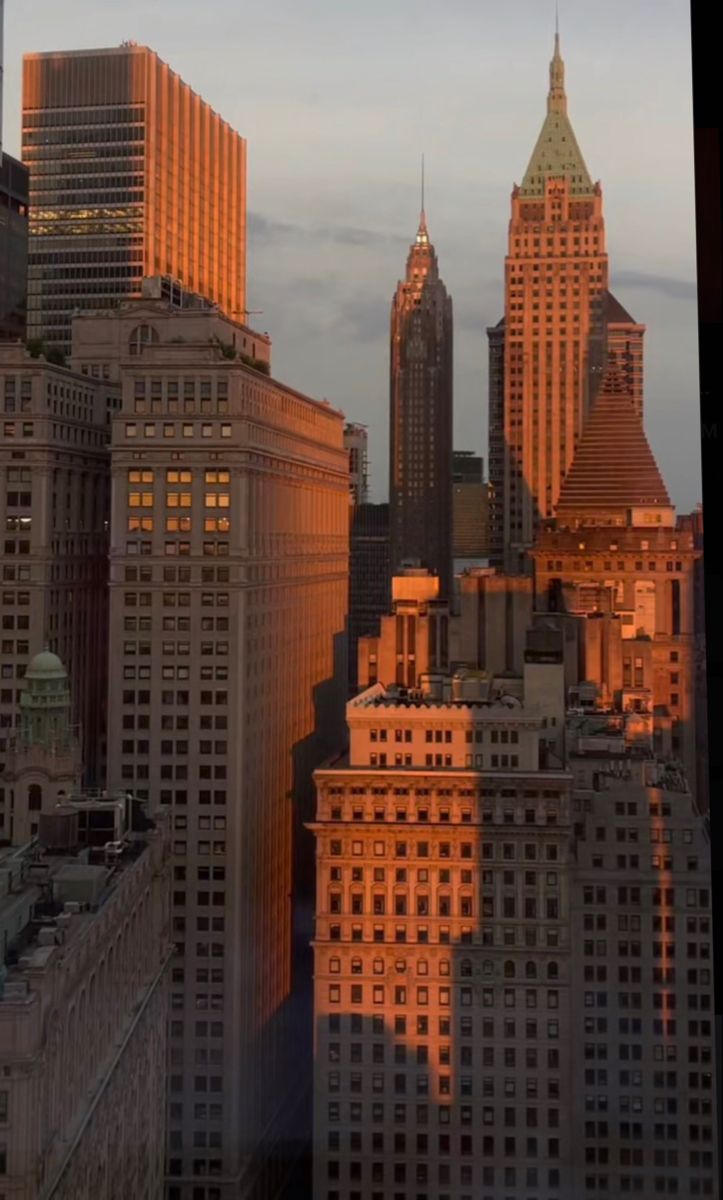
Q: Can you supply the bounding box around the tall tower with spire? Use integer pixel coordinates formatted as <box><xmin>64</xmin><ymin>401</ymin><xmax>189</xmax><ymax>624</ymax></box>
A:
<box><xmin>389</xmin><ymin>178</ymin><xmax>453</xmax><ymax>599</ymax></box>
<box><xmin>488</xmin><ymin>30</ymin><xmax>638</xmax><ymax>572</ymax></box>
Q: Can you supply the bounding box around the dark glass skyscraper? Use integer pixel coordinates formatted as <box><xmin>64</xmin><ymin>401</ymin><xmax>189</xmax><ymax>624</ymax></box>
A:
<box><xmin>389</xmin><ymin>208</ymin><xmax>453</xmax><ymax>598</ymax></box>
<box><xmin>0</xmin><ymin>153</ymin><xmax>29</xmax><ymax>341</ymax></box>
<box><xmin>348</xmin><ymin>501</ymin><xmax>390</xmax><ymax>695</ymax></box>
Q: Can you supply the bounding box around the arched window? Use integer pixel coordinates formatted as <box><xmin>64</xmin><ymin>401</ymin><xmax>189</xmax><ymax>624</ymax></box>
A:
<box><xmin>547</xmin><ymin>961</ymin><xmax>559</xmax><ymax>980</ymax></box>
<box><xmin>526</xmin><ymin>961</ymin><xmax>538</xmax><ymax>979</ymax></box>
<box><xmin>482</xmin><ymin>960</ymin><xmax>494</xmax><ymax>977</ymax></box>
<box><xmin>128</xmin><ymin>324</ymin><xmax>159</xmax><ymax>356</ymax></box>
<box><xmin>328</xmin><ymin>957</ymin><xmax>340</xmax><ymax>974</ymax></box>
<box><xmin>504</xmin><ymin>960</ymin><xmax>515</xmax><ymax>978</ymax></box>
<box><xmin>28</xmin><ymin>784</ymin><xmax>42</xmax><ymax>811</ymax></box>
<box><xmin>460</xmin><ymin>958</ymin><xmax>472</xmax><ymax>977</ymax></box>
<box><xmin>351</xmin><ymin>958</ymin><xmax>362</xmax><ymax>975</ymax></box>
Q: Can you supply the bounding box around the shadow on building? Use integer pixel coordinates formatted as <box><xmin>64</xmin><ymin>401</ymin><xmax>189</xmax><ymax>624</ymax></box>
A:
<box><xmin>239</xmin><ymin>630</ymin><xmax>347</xmax><ymax>1200</ymax></box>
<box><xmin>311</xmin><ymin>793</ymin><xmax>573</xmax><ymax>1198</ymax></box>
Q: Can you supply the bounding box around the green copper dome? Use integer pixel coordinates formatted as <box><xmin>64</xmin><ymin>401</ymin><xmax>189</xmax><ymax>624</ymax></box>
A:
<box><xmin>25</xmin><ymin>650</ymin><xmax>67</xmax><ymax>679</ymax></box>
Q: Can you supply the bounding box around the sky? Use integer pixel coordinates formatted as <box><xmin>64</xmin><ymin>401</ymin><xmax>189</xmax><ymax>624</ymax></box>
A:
<box><xmin>2</xmin><ymin>0</ymin><xmax>701</xmax><ymax>509</ymax></box>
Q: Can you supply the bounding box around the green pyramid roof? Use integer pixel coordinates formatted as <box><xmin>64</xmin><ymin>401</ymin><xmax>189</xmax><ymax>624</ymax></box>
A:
<box><xmin>520</xmin><ymin>35</ymin><xmax>594</xmax><ymax>198</ymax></box>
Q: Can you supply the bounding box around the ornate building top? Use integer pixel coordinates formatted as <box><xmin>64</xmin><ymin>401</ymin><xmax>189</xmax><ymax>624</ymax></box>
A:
<box><xmin>18</xmin><ymin>650</ymin><xmax>74</xmax><ymax>754</ymax></box>
<box><xmin>519</xmin><ymin>33</ymin><xmax>594</xmax><ymax>197</ymax></box>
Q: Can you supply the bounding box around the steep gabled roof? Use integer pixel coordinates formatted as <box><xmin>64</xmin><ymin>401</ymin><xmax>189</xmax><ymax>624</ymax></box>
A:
<box><xmin>520</xmin><ymin>34</ymin><xmax>594</xmax><ymax>198</ymax></box>
<box><xmin>603</xmin><ymin>290</ymin><xmax>638</xmax><ymax>325</ymax></box>
<box><xmin>555</xmin><ymin>367</ymin><xmax>670</xmax><ymax>517</ymax></box>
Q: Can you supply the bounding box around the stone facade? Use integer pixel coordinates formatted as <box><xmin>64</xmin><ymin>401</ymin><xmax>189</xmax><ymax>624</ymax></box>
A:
<box><xmin>0</xmin><ymin>344</ymin><xmax>120</xmax><ymax>785</ymax></box>
<box><xmin>0</xmin><ymin>819</ymin><xmax>171</xmax><ymax>1199</ymax></box>
<box><xmin>310</xmin><ymin>689</ymin><xmax>716</xmax><ymax>1199</ymax></box>
<box><xmin>0</xmin><ymin>651</ymin><xmax>82</xmax><ymax>845</ymax></box>
<box><xmin>100</xmin><ymin>296</ymin><xmax>348</xmax><ymax>1198</ymax></box>
<box><xmin>311</xmin><ymin>684</ymin><xmax>573</xmax><ymax>1200</ymax></box>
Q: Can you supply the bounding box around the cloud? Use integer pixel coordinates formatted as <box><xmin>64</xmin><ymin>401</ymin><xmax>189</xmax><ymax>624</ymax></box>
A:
<box><xmin>612</xmin><ymin>269</ymin><xmax>697</xmax><ymax>301</ymax></box>
<box><xmin>248</xmin><ymin>211</ymin><xmax>407</xmax><ymax>249</ymax></box>
<box><xmin>331</xmin><ymin>295</ymin><xmax>389</xmax><ymax>342</ymax></box>
<box><xmin>247</xmin><ymin>213</ymin><xmax>299</xmax><ymax>241</ymax></box>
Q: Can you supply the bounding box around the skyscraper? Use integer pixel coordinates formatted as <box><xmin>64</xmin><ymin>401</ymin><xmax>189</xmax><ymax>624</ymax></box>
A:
<box><xmin>0</xmin><ymin>153</ymin><xmax>28</xmax><ymax>342</ymax></box>
<box><xmin>344</xmin><ymin>423</ymin><xmax>369</xmax><ymax>508</ymax></box>
<box><xmin>452</xmin><ymin>452</ymin><xmax>489</xmax><ymax>561</ymax></box>
<box><xmin>96</xmin><ymin>292</ymin><xmax>348</xmax><ymax>1198</ymax></box>
<box><xmin>0</xmin><ymin>342</ymin><xmax>120</xmax><ymax>787</ymax></box>
<box><xmin>22</xmin><ymin>44</ymin><xmax>247</xmax><ymax>351</ymax></box>
<box><xmin>487</xmin><ymin>34</ymin><xmax>645</xmax><ymax>572</ymax></box>
<box><xmin>348</xmin><ymin>502</ymin><xmax>390</xmax><ymax>696</ymax></box>
<box><xmin>602</xmin><ymin>290</ymin><xmax>645</xmax><ymax>418</ymax></box>
<box><xmin>389</xmin><ymin>200</ymin><xmax>453</xmax><ymax>598</ymax></box>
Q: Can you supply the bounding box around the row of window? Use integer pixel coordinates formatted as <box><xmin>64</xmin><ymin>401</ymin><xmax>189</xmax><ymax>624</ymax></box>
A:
<box><xmin>122</xmin><ymin>666</ymin><xmax>230</xmax><ymax>681</ymax></box>
<box><xmin>129</xmin><ymin>469</ymin><xmax>230</xmax><ymax>484</ymax></box>
<box><xmin>123</xmin><ymin>566</ymin><xmax>230</xmax><ymax>582</ymax></box>
<box><xmin>128</xmin><ymin>491</ymin><xmax>230</xmax><ymax>507</ymax></box>
<box><xmin>368</xmin><ymin>752</ymin><xmax>522</xmax><ymax>768</ymax></box>
<box><xmin>325</xmin><ymin>957</ymin><xmax>559</xmax><ymax>980</ymax></box>
<box><xmin>125</xmin><ymin>421</ymin><xmax>232</xmax><ymax>438</ymax></box>
<box><xmin>370</xmin><ymin>728</ymin><xmax>521</xmax><ymax>745</ymax></box>
<box><xmin>127</xmin><ymin>517</ymin><xmax>230</xmax><ymax>532</ymax></box>
<box><xmin>329</xmin><ymin>839</ymin><xmax>560</xmax><ymax>861</ymax></box>
<box><xmin>326</xmin><ymin>925</ymin><xmax>560</xmax><ymax>948</ymax></box>
<box><xmin>126</xmin><ymin>538</ymin><xmax>231</xmax><ymax>556</ymax></box>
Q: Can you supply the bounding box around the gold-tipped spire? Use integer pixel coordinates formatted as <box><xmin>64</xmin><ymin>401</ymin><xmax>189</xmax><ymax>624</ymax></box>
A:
<box><xmin>416</xmin><ymin>153</ymin><xmax>429</xmax><ymax>244</ymax></box>
<box><xmin>519</xmin><ymin>22</ymin><xmax>593</xmax><ymax>197</ymax></box>
<box><xmin>548</xmin><ymin>16</ymin><xmax>567</xmax><ymax>115</ymax></box>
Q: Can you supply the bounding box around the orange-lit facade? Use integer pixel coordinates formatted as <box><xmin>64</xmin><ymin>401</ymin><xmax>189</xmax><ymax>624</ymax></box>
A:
<box><xmin>22</xmin><ymin>45</ymin><xmax>246</xmax><ymax>350</ymax></box>
<box><xmin>490</xmin><ymin>35</ymin><xmax>610</xmax><ymax>570</ymax></box>
<box><xmin>602</xmin><ymin>291</ymin><xmax>645</xmax><ymax>419</ymax></box>
<box><xmin>311</xmin><ymin>684</ymin><xmax>574</xmax><ymax>1200</ymax></box>
<box><xmin>531</xmin><ymin>367</ymin><xmax>700</xmax><ymax>799</ymax></box>
<box><xmin>98</xmin><ymin>296</ymin><xmax>348</xmax><ymax>1197</ymax></box>
<box><xmin>311</xmin><ymin>692</ymin><xmax>716</xmax><ymax>1199</ymax></box>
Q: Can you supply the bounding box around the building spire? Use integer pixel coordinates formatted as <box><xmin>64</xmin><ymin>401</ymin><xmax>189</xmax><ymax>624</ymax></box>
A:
<box><xmin>416</xmin><ymin>153</ymin><xmax>429</xmax><ymax>244</ymax></box>
<box><xmin>548</xmin><ymin>13</ymin><xmax>567</xmax><ymax>115</ymax></box>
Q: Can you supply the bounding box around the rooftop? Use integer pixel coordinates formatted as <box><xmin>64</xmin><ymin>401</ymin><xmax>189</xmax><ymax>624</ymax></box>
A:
<box><xmin>0</xmin><ymin>830</ymin><xmax>157</xmax><ymax>998</ymax></box>
<box><xmin>603</xmin><ymin>289</ymin><xmax>641</xmax><ymax>326</ymax></box>
<box><xmin>349</xmin><ymin>679</ymin><xmax>533</xmax><ymax>714</ymax></box>
<box><xmin>555</xmin><ymin>365</ymin><xmax>670</xmax><ymax>518</ymax></box>
<box><xmin>519</xmin><ymin>34</ymin><xmax>594</xmax><ymax>198</ymax></box>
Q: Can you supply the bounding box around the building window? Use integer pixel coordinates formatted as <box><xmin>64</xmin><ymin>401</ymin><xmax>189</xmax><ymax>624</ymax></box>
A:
<box><xmin>129</xmin><ymin>326</ymin><xmax>159</xmax><ymax>355</ymax></box>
